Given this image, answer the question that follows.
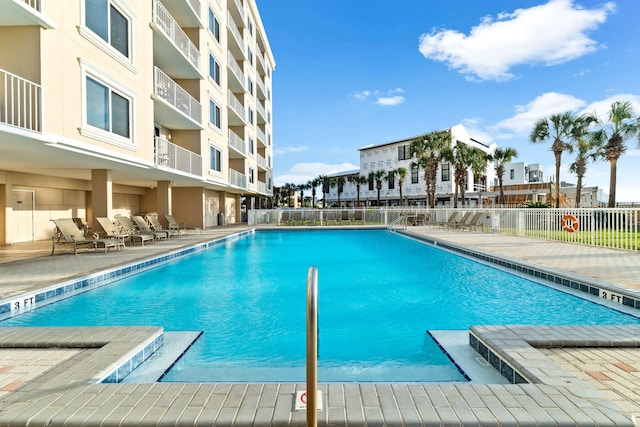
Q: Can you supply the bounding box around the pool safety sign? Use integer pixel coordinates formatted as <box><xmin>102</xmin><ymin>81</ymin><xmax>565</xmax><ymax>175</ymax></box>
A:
<box><xmin>294</xmin><ymin>390</ymin><xmax>323</xmax><ymax>411</ymax></box>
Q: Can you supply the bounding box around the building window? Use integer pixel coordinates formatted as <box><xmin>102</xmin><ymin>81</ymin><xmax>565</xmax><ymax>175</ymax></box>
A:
<box><xmin>368</xmin><ymin>175</ymin><xmax>374</xmax><ymax>191</ymax></box>
<box><xmin>247</xmin><ymin>77</ymin><xmax>253</xmax><ymax>95</ymax></box>
<box><xmin>510</xmin><ymin>169</ymin><xmax>515</xmax><ymax>180</ymax></box>
<box><xmin>441</xmin><ymin>163</ymin><xmax>450</xmax><ymax>181</ymax></box>
<box><xmin>249</xmin><ymin>167</ymin><xmax>254</xmax><ymax>184</ymax></box>
<box><xmin>210</xmin><ymin>145</ymin><xmax>221</xmax><ymax>172</ymax></box>
<box><xmin>247</xmin><ymin>108</ymin><xmax>254</xmax><ymax>125</ymax></box>
<box><xmin>247</xmin><ymin>46</ymin><xmax>253</xmax><ymax>65</ymax></box>
<box><xmin>388</xmin><ymin>177</ymin><xmax>395</xmax><ymax>190</ymax></box>
<box><xmin>248</xmin><ymin>137</ymin><xmax>254</xmax><ymax>154</ymax></box>
<box><xmin>85</xmin><ymin>0</ymin><xmax>130</xmax><ymax>58</ymax></box>
<box><xmin>209</xmin><ymin>99</ymin><xmax>221</xmax><ymax>129</ymax></box>
<box><xmin>398</xmin><ymin>144</ymin><xmax>411</xmax><ymax>161</ymax></box>
<box><xmin>86</xmin><ymin>76</ymin><xmax>130</xmax><ymax>138</ymax></box>
<box><xmin>411</xmin><ymin>165</ymin><xmax>419</xmax><ymax>184</ymax></box>
<box><xmin>209</xmin><ymin>54</ymin><xmax>220</xmax><ymax>85</ymax></box>
<box><xmin>208</xmin><ymin>7</ymin><xmax>220</xmax><ymax>42</ymax></box>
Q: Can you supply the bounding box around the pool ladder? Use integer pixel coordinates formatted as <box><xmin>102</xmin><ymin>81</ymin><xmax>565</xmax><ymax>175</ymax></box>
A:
<box><xmin>306</xmin><ymin>266</ymin><xmax>318</xmax><ymax>427</ymax></box>
<box><xmin>388</xmin><ymin>215</ymin><xmax>407</xmax><ymax>231</ymax></box>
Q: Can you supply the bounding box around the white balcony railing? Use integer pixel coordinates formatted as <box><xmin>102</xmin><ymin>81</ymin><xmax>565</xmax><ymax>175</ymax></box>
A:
<box><xmin>187</xmin><ymin>0</ymin><xmax>201</xmax><ymax>19</ymax></box>
<box><xmin>256</xmin><ymin>101</ymin><xmax>266</xmax><ymax>120</ymax></box>
<box><xmin>229</xmin><ymin>168</ymin><xmax>247</xmax><ymax>188</ymax></box>
<box><xmin>0</xmin><ymin>68</ymin><xmax>42</xmax><ymax>133</ymax></box>
<box><xmin>256</xmin><ymin>127</ymin><xmax>266</xmax><ymax>144</ymax></box>
<box><xmin>257</xmin><ymin>181</ymin><xmax>266</xmax><ymax>194</ymax></box>
<box><xmin>227</xmin><ymin>51</ymin><xmax>245</xmax><ymax>88</ymax></box>
<box><xmin>257</xmin><ymin>153</ymin><xmax>266</xmax><ymax>169</ymax></box>
<box><xmin>21</xmin><ymin>0</ymin><xmax>41</xmax><ymax>11</ymax></box>
<box><xmin>227</xmin><ymin>11</ymin><xmax>245</xmax><ymax>55</ymax></box>
<box><xmin>228</xmin><ymin>129</ymin><xmax>246</xmax><ymax>154</ymax></box>
<box><xmin>154</xmin><ymin>66</ymin><xmax>202</xmax><ymax>123</ymax></box>
<box><xmin>154</xmin><ymin>0</ymin><xmax>200</xmax><ymax>70</ymax></box>
<box><xmin>227</xmin><ymin>90</ymin><xmax>245</xmax><ymax>121</ymax></box>
<box><xmin>155</xmin><ymin>137</ymin><xmax>203</xmax><ymax>176</ymax></box>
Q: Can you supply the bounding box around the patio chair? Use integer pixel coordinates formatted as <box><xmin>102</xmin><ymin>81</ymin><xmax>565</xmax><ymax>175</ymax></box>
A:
<box><xmin>340</xmin><ymin>210</ymin><xmax>351</xmax><ymax>225</ymax></box>
<box><xmin>449</xmin><ymin>212</ymin><xmax>472</xmax><ymax>229</ymax></box>
<box><xmin>51</xmin><ymin>218</ymin><xmax>119</xmax><ymax>255</ymax></box>
<box><xmin>279</xmin><ymin>211</ymin><xmax>291</xmax><ymax>225</ymax></box>
<box><xmin>132</xmin><ymin>215</ymin><xmax>169</xmax><ymax>240</ymax></box>
<box><xmin>304</xmin><ymin>211</ymin><xmax>318</xmax><ymax>226</ymax></box>
<box><xmin>437</xmin><ymin>212</ymin><xmax>458</xmax><ymax>228</ymax></box>
<box><xmin>353</xmin><ymin>210</ymin><xmax>365</xmax><ymax>225</ymax></box>
<box><xmin>95</xmin><ymin>216</ymin><xmax>153</xmax><ymax>247</ymax></box>
<box><xmin>461</xmin><ymin>212</ymin><xmax>484</xmax><ymax>231</ymax></box>
<box><xmin>414</xmin><ymin>213</ymin><xmax>427</xmax><ymax>226</ymax></box>
<box><xmin>291</xmin><ymin>211</ymin><xmax>303</xmax><ymax>226</ymax></box>
<box><xmin>115</xmin><ymin>216</ymin><xmax>162</xmax><ymax>242</ymax></box>
<box><xmin>146</xmin><ymin>214</ymin><xmax>180</xmax><ymax>238</ymax></box>
<box><xmin>324</xmin><ymin>211</ymin><xmax>338</xmax><ymax>226</ymax></box>
<box><xmin>165</xmin><ymin>214</ymin><xmax>202</xmax><ymax>234</ymax></box>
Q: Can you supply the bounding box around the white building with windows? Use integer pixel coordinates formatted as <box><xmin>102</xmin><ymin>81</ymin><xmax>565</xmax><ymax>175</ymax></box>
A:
<box><xmin>325</xmin><ymin>124</ymin><xmax>498</xmax><ymax>207</ymax></box>
<box><xmin>0</xmin><ymin>0</ymin><xmax>275</xmax><ymax>244</ymax></box>
<box><xmin>498</xmin><ymin>162</ymin><xmax>544</xmax><ymax>186</ymax></box>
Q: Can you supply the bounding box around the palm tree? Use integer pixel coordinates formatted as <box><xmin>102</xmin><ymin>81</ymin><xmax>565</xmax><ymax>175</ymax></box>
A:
<box><xmin>469</xmin><ymin>148</ymin><xmax>490</xmax><ymax>207</ymax></box>
<box><xmin>369</xmin><ymin>169</ymin><xmax>386</xmax><ymax>206</ymax></box>
<box><xmin>282</xmin><ymin>182</ymin><xmax>296</xmax><ymax>207</ymax></box>
<box><xmin>318</xmin><ymin>175</ymin><xmax>330</xmax><ymax>208</ymax></box>
<box><xmin>410</xmin><ymin>130</ymin><xmax>450</xmax><ymax>208</ymax></box>
<box><xmin>568</xmin><ymin>113</ymin><xmax>599</xmax><ymax>208</ymax></box>
<box><xmin>530</xmin><ymin>112</ymin><xmax>576</xmax><ymax>208</ymax></box>
<box><xmin>348</xmin><ymin>174</ymin><xmax>368</xmax><ymax>207</ymax></box>
<box><xmin>297</xmin><ymin>182</ymin><xmax>311</xmax><ymax>208</ymax></box>
<box><xmin>384</xmin><ymin>170</ymin><xmax>395</xmax><ymax>206</ymax></box>
<box><xmin>395</xmin><ymin>167</ymin><xmax>407</xmax><ymax>206</ymax></box>
<box><xmin>491</xmin><ymin>147</ymin><xmax>518</xmax><ymax>206</ymax></box>
<box><xmin>441</xmin><ymin>143</ymin><xmax>475</xmax><ymax>208</ymax></box>
<box><xmin>590</xmin><ymin>100</ymin><xmax>639</xmax><ymax>207</ymax></box>
<box><xmin>307</xmin><ymin>177</ymin><xmax>320</xmax><ymax>208</ymax></box>
<box><xmin>336</xmin><ymin>176</ymin><xmax>346</xmax><ymax>208</ymax></box>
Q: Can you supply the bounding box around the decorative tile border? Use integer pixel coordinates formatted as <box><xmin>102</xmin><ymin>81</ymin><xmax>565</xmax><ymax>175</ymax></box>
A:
<box><xmin>102</xmin><ymin>333</ymin><xmax>164</xmax><ymax>383</ymax></box>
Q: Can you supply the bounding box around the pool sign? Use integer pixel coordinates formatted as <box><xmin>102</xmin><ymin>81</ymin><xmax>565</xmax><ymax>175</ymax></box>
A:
<box><xmin>10</xmin><ymin>295</ymin><xmax>35</xmax><ymax>311</ymax></box>
<box><xmin>294</xmin><ymin>390</ymin><xmax>323</xmax><ymax>411</ymax></box>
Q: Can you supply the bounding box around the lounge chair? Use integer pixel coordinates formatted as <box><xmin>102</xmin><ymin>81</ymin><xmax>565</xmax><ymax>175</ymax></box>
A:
<box><xmin>353</xmin><ymin>210</ymin><xmax>364</xmax><ymax>225</ymax></box>
<box><xmin>461</xmin><ymin>212</ymin><xmax>484</xmax><ymax>231</ymax></box>
<box><xmin>291</xmin><ymin>211</ymin><xmax>303</xmax><ymax>226</ymax></box>
<box><xmin>146</xmin><ymin>214</ymin><xmax>180</xmax><ymax>238</ymax></box>
<box><xmin>132</xmin><ymin>215</ymin><xmax>169</xmax><ymax>240</ymax></box>
<box><xmin>449</xmin><ymin>212</ymin><xmax>472</xmax><ymax>229</ymax></box>
<box><xmin>438</xmin><ymin>212</ymin><xmax>458</xmax><ymax>228</ymax></box>
<box><xmin>95</xmin><ymin>217</ymin><xmax>153</xmax><ymax>247</ymax></box>
<box><xmin>414</xmin><ymin>213</ymin><xmax>427</xmax><ymax>226</ymax></box>
<box><xmin>279</xmin><ymin>211</ymin><xmax>291</xmax><ymax>225</ymax></box>
<box><xmin>340</xmin><ymin>211</ymin><xmax>351</xmax><ymax>225</ymax></box>
<box><xmin>324</xmin><ymin>211</ymin><xmax>338</xmax><ymax>226</ymax></box>
<box><xmin>165</xmin><ymin>214</ymin><xmax>202</xmax><ymax>234</ymax></box>
<box><xmin>115</xmin><ymin>216</ymin><xmax>160</xmax><ymax>243</ymax></box>
<box><xmin>51</xmin><ymin>218</ymin><xmax>119</xmax><ymax>255</ymax></box>
<box><xmin>304</xmin><ymin>211</ymin><xmax>318</xmax><ymax>226</ymax></box>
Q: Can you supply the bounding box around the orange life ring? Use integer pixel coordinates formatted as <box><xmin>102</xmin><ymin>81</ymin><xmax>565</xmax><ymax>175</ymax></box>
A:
<box><xmin>561</xmin><ymin>215</ymin><xmax>579</xmax><ymax>233</ymax></box>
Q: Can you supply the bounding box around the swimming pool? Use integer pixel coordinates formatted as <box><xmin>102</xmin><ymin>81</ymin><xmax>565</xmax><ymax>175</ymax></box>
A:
<box><xmin>2</xmin><ymin>229</ymin><xmax>639</xmax><ymax>383</ymax></box>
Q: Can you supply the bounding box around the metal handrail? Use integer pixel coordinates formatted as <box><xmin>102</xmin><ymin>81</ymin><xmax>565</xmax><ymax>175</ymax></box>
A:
<box><xmin>387</xmin><ymin>215</ymin><xmax>407</xmax><ymax>231</ymax></box>
<box><xmin>306</xmin><ymin>266</ymin><xmax>318</xmax><ymax>427</ymax></box>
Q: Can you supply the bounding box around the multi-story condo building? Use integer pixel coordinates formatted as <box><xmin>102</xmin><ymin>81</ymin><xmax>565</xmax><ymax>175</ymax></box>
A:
<box><xmin>325</xmin><ymin>124</ymin><xmax>497</xmax><ymax>207</ymax></box>
<box><xmin>0</xmin><ymin>0</ymin><xmax>275</xmax><ymax>244</ymax></box>
<box><xmin>497</xmin><ymin>162</ymin><xmax>544</xmax><ymax>186</ymax></box>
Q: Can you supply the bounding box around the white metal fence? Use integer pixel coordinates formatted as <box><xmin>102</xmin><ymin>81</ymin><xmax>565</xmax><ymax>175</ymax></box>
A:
<box><xmin>248</xmin><ymin>208</ymin><xmax>639</xmax><ymax>251</ymax></box>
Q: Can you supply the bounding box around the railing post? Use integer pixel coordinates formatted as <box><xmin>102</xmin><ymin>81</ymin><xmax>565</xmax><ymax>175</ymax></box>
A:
<box><xmin>306</xmin><ymin>266</ymin><xmax>318</xmax><ymax>427</ymax></box>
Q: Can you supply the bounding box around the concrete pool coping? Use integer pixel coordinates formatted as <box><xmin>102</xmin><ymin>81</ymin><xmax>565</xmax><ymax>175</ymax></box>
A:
<box><xmin>1</xmin><ymin>226</ymin><xmax>640</xmax><ymax>425</ymax></box>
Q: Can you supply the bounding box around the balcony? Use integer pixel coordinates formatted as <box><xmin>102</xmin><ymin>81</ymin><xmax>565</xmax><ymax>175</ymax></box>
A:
<box><xmin>255</xmin><ymin>76</ymin><xmax>266</xmax><ymax>100</ymax></box>
<box><xmin>0</xmin><ymin>68</ymin><xmax>41</xmax><ymax>133</ymax></box>
<box><xmin>227</xmin><ymin>0</ymin><xmax>244</xmax><ymax>29</ymax></box>
<box><xmin>155</xmin><ymin>136</ymin><xmax>203</xmax><ymax>176</ymax></box>
<box><xmin>161</xmin><ymin>0</ymin><xmax>202</xmax><ymax>28</ymax></box>
<box><xmin>0</xmin><ymin>0</ymin><xmax>56</xmax><ymax>28</ymax></box>
<box><xmin>227</xmin><ymin>90</ymin><xmax>245</xmax><ymax>125</ymax></box>
<box><xmin>153</xmin><ymin>67</ymin><xmax>203</xmax><ymax>129</ymax></box>
<box><xmin>228</xmin><ymin>129</ymin><xmax>246</xmax><ymax>157</ymax></box>
<box><xmin>152</xmin><ymin>0</ymin><xmax>201</xmax><ymax>79</ymax></box>
<box><xmin>229</xmin><ymin>168</ymin><xmax>246</xmax><ymax>189</ymax></box>
<box><xmin>257</xmin><ymin>181</ymin><xmax>266</xmax><ymax>194</ymax></box>
<box><xmin>227</xmin><ymin>51</ymin><xmax>245</xmax><ymax>92</ymax></box>
<box><xmin>226</xmin><ymin>11</ymin><xmax>245</xmax><ymax>60</ymax></box>
<box><xmin>256</xmin><ymin>153</ymin><xmax>267</xmax><ymax>171</ymax></box>
<box><xmin>256</xmin><ymin>127</ymin><xmax>267</xmax><ymax>147</ymax></box>
<box><xmin>256</xmin><ymin>101</ymin><xmax>267</xmax><ymax>124</ymax></box>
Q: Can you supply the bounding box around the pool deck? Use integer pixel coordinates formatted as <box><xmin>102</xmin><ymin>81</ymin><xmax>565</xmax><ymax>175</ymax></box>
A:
<box><xmin>0</xmin><ymin>225</ymin><xmax>639</xmax><ymax>426</ymax></box>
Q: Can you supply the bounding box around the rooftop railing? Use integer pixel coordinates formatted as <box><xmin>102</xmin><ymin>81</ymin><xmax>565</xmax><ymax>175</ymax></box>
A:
<box><xmin>154</xmin><ymin>0</ymin><xmax>200</xmax><ymax>70</ymax></box>
<box><xmin>0</xmin><ymin>68</ymin><xmax>42</xmax><ymax>133</ymax></box>
<box><xmin>154</xmin><ymin>66</ymin><xmax>202</xmax><ymax>124</ymax></box>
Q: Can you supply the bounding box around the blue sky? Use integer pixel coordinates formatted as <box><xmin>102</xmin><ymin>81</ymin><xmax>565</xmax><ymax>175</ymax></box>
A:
<box><xmin>256</xmin><ymin>0</ymin><xmax>640</xmax><ymax>202</ymax></box>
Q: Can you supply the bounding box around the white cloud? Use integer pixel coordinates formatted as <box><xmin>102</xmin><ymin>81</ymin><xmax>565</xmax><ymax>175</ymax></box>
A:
<box><xmin>578</xmin><ymin>94</ymin><xmax>640</xmax><ymax>119</ymax></box>
<box><xmin>418</xmin><ymin>0</ymin><xmax>615</xmax><ymax>81</ymax></box>
<box><xmin>273</xmin><ymin>146</ymin><xmax>309</xmax><ymax>156</ymax></box>
<box><xmin>492</xmin><ymin>92</ymin><xmax>586</xmax><ymax>136</ymax></box>
<box><xmin>376</xmin><ymin>96</ymin><xmax>405</xmax><ymax>106</ymax></box>
<box><xmin>355</xmin><ymin>88</ymin><xmax>406</xmax><ymax>106</ymax></box>
<box><xmin>274</xmin><ymin>162</ymin><xmax>359</xmax><ymax>186</ymax></box>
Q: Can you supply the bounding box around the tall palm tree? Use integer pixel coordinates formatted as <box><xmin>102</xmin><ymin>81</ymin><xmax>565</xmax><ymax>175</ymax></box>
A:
<box><xmin>336</xmin><ymin>176</ymin><xmax>346</xmax><ymax>208</ymax></box>
<box><xmin>590</xmin><ymin>100</ymin><xmax>639</xmax><ymax>207</ymax></box>
<box><xmin>395</xmin><ymin>167</ymin><xmax>407</xmax><ymax>206</ymax></box>
<box><xmin>297</xmin><ymin>182</ymin><xmax>310</xmax><ymax>208</ymax></box>
<box><xmin>441</xmin><ymin>143</ymin><xmax>475</xmax><ymax>208</ymax></box>
<box><xmin>283</xmin><ymin>182</ymin><xmax>296</xmax><ymax>207</ymax></box>
<box><xmin>318</xmin><ymin>175</ymin><xmax>330</xmax><ymax>208</ymax></box>
<box><xmin>369</xmin><ymin>169</ymin><xmax>386</xmax><ymax>206</ymax></box>
<box><xmin>384</xmin><ymin>170</ymin><xmax>395</xmax><ymax>206</ymax></box>
<box><xmin>569</xmin><ymin>113</ymin><xmax>599</xmax><ymax>208</ymax></box>
<box><xmin>307</xmin><ymin>177</ymin><xmax>320</xmax><ymax>209</ymax></box>
<box><xmin>530</xmin><ymin>112</ymin><xmax>576</xmax><ymax>208</ymax></box>
<box><xmin>410</xmin><ymin>130</ymin><xmax>450</xmax><ymax>208</ymax></box>
<box><xmin>491</xmin><ymin>147</ymin><xmax>518</xmax><ymax>206</ymax></box>
<box><xmin>469</xmin><ymin>148</ymin><xmax>490</xmax><ymax>207</ymax></box>
<box><xmin>348</xmin><ymin>174</ymin><xmax>368</xmax><ymax>207</ymax></box>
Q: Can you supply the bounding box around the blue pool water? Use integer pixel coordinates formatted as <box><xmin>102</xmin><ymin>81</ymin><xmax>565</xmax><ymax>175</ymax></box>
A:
<box><xmin>2</xmin><ymin>230</ymin><xmax>639</xmax><ymax>382</ymax></box>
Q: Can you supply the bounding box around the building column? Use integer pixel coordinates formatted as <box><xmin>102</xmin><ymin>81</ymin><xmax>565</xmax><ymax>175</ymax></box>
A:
<box><xmin>235</xmin><ymin>193</ymin><xmax>242</xmax><ymax>223</ymax></box>
<box><xmin>218</xmin><ymin>191</ymin><xmax>226</xmax><ymax>226</ymax></box>
<box><xmin>91</xmin><ymin>169</ymin><xmax>112</xmax><ymax>223</ymax></box>
<box><xmin>156</xmin><ymin>180</ymin><xmax>172</xmax><ymax>220</ymax></box>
